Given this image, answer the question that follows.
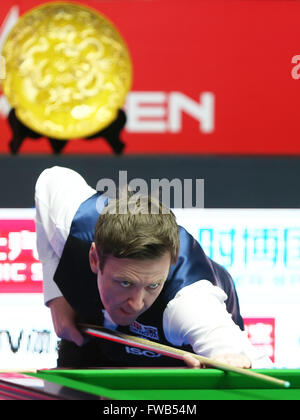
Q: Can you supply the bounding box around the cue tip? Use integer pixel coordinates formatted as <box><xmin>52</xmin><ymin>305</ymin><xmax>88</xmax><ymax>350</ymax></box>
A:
<box><xmin>284</xmin><ymin>381</ymin><xmax>291</xmax><ymax>388</ymax></box>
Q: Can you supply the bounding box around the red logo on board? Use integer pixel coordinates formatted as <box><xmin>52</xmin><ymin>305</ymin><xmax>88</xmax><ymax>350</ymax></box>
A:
<box><xmin>0</xmin><ymin>219</ymin><xmax>42</xmax><ymax>293</ymax></box>
<box><xmin>243</xmin><ymin>318</ymin><xmax>275</xmax><ymax>363</ymax></box>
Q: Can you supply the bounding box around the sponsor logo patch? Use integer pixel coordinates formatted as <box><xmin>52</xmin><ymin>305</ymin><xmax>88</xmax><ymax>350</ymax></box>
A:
<box><xmin>129</xmin><ymin>321</ymin><xmax>159</xmax><ymax>341</ymax></box>
<box><xmin>125</xmin><ymin>346</ymin><xmax>161</xmax><ymax>358</ymax></box>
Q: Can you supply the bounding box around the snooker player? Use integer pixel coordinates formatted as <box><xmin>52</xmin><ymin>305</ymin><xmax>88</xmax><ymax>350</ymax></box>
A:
<box><xmin>35</xmin><ymin>166</ymin><xmax>272</xmax><ymax>369</ymax></box>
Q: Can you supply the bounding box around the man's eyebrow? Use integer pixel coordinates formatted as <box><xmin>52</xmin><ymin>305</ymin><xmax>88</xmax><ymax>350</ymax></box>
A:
<box><xmin>113</xmin><ymin>276</ymin><xmax>134</xmax><ymax>282</ymax></box>
<box><xmin>114</xmin><ymin>276</ymin><xmax>166</xmax><ymax>284</ymax></box>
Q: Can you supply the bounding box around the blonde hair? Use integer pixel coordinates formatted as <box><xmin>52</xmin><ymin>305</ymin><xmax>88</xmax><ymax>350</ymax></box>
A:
<box><xmin>94</xmin><ymin>192</ymin><xmax>179</xmax><ymax>272</ymax></box>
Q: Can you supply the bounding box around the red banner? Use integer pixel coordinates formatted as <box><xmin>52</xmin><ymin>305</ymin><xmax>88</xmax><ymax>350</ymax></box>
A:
<box><xmin>0</xmin><ymin>218</ymin><xmax>42</xmax><ymax>293</ymax></box>
<box><xmin>243</xmin><ymin>317</ymin><xmax>275</xmax><ymax>363</ymax></box>
<box><xmin>0</xmin><ymin>0</ymin><xmax>300</xmax><ymax>154</ymax></box>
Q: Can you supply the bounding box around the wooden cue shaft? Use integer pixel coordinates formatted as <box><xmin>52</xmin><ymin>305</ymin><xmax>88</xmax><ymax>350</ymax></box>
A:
<box><xmin>80</xmin><ymin>324</ymin><xmax>290</xmax><ymax>388</ymax></box>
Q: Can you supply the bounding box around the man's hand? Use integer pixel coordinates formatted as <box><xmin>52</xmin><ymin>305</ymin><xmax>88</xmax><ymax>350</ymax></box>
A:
<box><xmin>48</xmin><ymin>296</ymin><xmax>85</xmax><ymax>346</ymax></box>
<box><xmin>183</xmin><ymin>353</ymin><xmax>251</xmax><ymax>369</ymax></box>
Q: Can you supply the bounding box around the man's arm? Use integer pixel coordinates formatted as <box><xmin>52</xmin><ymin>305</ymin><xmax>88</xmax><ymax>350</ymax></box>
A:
<box><xmin>48</xmin><ymin>296</ymin><xmax>85</xmax><ymax>346</ymax></box>
<box><xmin>35</xmin><ymin>202</ymin><xmax>63</xmax><ymax>304</ymax></box>
<box><xmin>163</xmin><ymin>280</ymin><xmax>273</xmax><ymax>369</ymax></box>
<box><xmin>35</xmin><ymin>166</ymin><xmax>95</xmax><ymax>345</ymax></box>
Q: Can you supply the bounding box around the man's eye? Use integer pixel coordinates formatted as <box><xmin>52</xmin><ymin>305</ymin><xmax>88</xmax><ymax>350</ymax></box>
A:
<box><xmin>148</xmin><ymin>283</ymin><xmax>160</xmax><ymax>290</ymax></box>
<box><xmin>120</xmin><ymin>281</ymin><xmax>131</xmax><ymax>288</ymax></box>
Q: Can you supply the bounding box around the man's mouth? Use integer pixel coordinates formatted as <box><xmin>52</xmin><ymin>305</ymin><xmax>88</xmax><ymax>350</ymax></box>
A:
<box><xmin>119</xmin><ymin>308</ymin><xmax>136</xmax><ymax>316</ymax></box>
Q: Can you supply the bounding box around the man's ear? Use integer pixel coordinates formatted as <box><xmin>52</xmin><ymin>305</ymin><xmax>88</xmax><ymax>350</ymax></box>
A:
<box><xmin>89</xmin><ymin>242</ymin><xmax>100</xmax><ymax>274</ymax></box>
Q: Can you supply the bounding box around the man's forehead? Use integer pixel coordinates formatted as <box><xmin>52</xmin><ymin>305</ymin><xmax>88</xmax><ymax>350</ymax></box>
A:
<box><xmin>113</xmin><ymin>275</ymin><xmax>166</xmax><ymax>285</ymax></box>
<box><xmin>106</xmin><ymin>252</ymin><xmax>170</xmax><ymax>265</ymax></box>
<box><xmin>105</xmin><ymin>254</ymin><xmax>171</xmax><ymax>277</ymax></box>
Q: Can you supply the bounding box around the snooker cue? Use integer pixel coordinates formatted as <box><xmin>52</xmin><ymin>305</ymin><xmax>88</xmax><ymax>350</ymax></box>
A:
<box><xmin>79</xmin><ymin>323</ymin><xmax>290</xmax><ymax>389</ymax></box>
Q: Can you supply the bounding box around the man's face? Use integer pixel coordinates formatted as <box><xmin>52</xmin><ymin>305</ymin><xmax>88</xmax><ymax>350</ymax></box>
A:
<box><xmin>89</xmin><ymin>244</ymin><xmax>171</xmax><ymax>326</ymax></box>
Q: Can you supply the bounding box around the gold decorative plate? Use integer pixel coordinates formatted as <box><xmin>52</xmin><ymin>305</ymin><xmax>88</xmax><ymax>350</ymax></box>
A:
<box><xmin>2</xmin><ymin>2</ymin><xmax>132</xmax><ymax>139</ymax></box>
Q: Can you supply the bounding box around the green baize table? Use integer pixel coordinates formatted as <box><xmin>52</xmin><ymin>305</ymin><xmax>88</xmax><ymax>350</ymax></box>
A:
<box><xmin>24</xmin><ymin>368</ymin><xmax>300</xmax><ymax>400</ymax></box>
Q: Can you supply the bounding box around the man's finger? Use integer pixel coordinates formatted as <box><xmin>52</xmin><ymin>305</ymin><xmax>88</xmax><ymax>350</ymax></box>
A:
<box><xmin>69</xmin><ymin>328</ymin><xmax>86</xmax><ymax>347</ymax></box>
<box><xmin>58</xmin><ymin>325</ymin><xmax>86</xmax><ymax>347</ymax></box>
<box><xmin>183</xmin><ymin>353</ymin><xmax>201</xmax><ymax>368</ymax></box>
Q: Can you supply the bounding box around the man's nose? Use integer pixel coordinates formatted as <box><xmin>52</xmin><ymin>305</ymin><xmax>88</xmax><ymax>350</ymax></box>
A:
<box><xmin>127</xmin><ymin>290</ymin><xmax>144</xmax><ymax>312</ymax></box>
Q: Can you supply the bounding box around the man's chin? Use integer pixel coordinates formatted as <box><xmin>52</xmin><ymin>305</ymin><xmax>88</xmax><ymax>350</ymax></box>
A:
<box><xmin>116</xmin><ymin>319</ymin><xmax>134</xmax><ymax>326</ymax></box>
